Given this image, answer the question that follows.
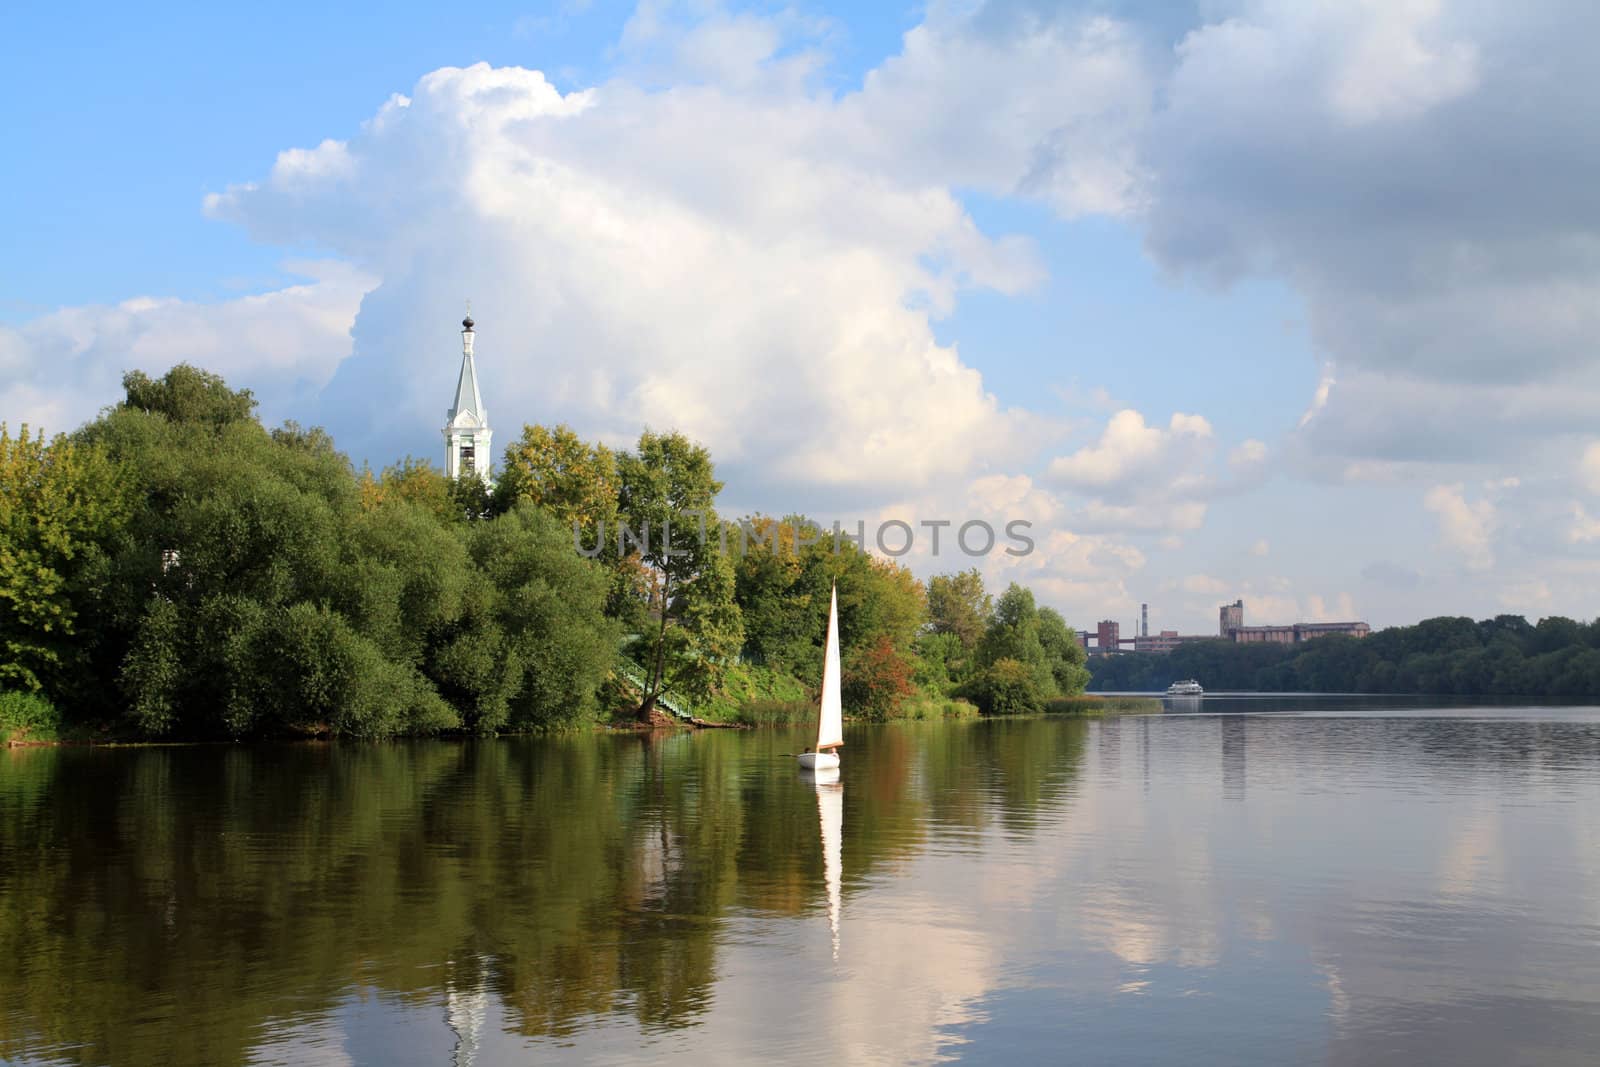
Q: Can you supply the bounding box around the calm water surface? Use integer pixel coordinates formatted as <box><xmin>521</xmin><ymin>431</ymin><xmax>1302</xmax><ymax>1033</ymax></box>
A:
<box><xmin>4</xmin><ymin>699</ymin><xmax>1600</xmax><ymax>1065</ymax></box>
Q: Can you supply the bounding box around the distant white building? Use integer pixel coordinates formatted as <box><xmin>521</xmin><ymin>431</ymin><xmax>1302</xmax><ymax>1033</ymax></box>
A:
<box><xmin>443</xmin><ymin>313</ymin><xmax>493</xmax><ymax>482</ymax></box>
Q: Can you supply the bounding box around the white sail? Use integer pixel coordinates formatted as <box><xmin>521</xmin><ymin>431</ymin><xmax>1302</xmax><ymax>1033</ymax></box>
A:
<box><xmin>817</xmin><ymin>583</ymin><xmax>844</xmax><ymax>751</ymax></box>
<box><xmin>815</xmin><ymin>771</ymin><xmax>843</xmax><ymax>960</ymax></box>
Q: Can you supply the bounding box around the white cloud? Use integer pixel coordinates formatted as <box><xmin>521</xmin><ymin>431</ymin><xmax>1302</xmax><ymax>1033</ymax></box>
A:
<box><xmin>1304</xmin><ymin>592</ymin><xmax>1359</xmax><ymax>622</ymax></box>
<box><xmin>863</xmin><ymin>471</ymin><xmax>1151</xmax><ymax>630</ymax></box>
<box><xmin>1229</xmin><ymin>438</ymin><xmax>1268</xmax><ymax>467</ymax></box>
<box><xmin>1498</xmin><ymin>578</ymin><xmax>1552</xmax><ymax>611</ymax></box>
<box><xmin>1181</xmin><ymin>574</ymin><xmax>1229</xmax><ymax>595</ymax></box>
<box><xmin>191</xmin><ymin>54</ymin><xmax>1127</xmax><ymax>495</ymax></box>
<box><xmin>1298</xmin><ymin>365</ymin><xmax>1335</xmax><ymax>429</ymax></box>
<box><xmin>1034</xmin><ymin>409</ymin><xmax>1247</xmax><ymax>539</ymax></box>
<box><xmin>0</xmin><ymin>260</ymin><xmax>375</xmax><ymax>436</ymax></box>
<box><xmin>1568</xmin><ymin>504</ymin><xmax>1600</xmax><ymax>545</ymax></box>
<box><xmin>1580</xmin><ymin>443</ymin><xmax>1600</xmax><ymax>495</ymax></box>
<box><xmin>850</xmin><ymin>13</ymin><xmax>1152</xmax><ymax>218</ymax></box>
<box><xmin>1047</xmin><ymin>409</ymin><xmax>1212</xmax><ymax>492</ymax></box>
<box><xmin>1424</xmin><ymin>483</ymin><xmax>1496</xmax><ymax>570</ymax></box>
<box><xmin>1320</xmin><ymin>0</ymin><xmax>1479</xmax><ymax>125</ymax></box>
<box><xmin>1080</xmin><ymin>498</ymin><xmax>1208</xmax><ymax>534</ymax></box>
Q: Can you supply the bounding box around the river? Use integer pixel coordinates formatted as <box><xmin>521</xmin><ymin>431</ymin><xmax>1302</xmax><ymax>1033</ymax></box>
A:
<box><xmin>3</xmin><ymin>699</ymin><xmax>1599</xmax><ymax>1065</ymax></box>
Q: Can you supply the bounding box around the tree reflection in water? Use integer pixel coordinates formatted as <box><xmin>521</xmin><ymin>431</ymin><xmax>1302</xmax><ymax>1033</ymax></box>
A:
<box><xmin>0</xmin><ymin>719</ymin><xmax>1090</xmax><ymax>1067</ymax></box>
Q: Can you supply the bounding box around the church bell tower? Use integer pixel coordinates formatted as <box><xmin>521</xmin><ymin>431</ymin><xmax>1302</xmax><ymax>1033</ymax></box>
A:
<box><xmin>443</xmin><ymin>312</ymin><xmax>492</xmax><ymax>483</ymax></box>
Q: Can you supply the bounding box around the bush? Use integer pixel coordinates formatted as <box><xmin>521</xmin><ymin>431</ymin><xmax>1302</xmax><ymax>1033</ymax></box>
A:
<box><xmin>842</xmin><ymin>635</ymin><xmax>916</xmax><ymax>722</ymax></box>
<box><xmin>958</xmin><ymin>657</ymin><xmax>1047</xmax><ymax>715</ymax></box>
<box><xmin>0</xmin><ymin>690</ymin><xmax>60</xmax><ymax>742</ymax></box>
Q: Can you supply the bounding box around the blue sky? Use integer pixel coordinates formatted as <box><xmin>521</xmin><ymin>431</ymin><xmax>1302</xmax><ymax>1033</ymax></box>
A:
<box><xmin>4</xmin><ymin>0</ymin><xmax>1598</xmax><ymax>634</ymax></box>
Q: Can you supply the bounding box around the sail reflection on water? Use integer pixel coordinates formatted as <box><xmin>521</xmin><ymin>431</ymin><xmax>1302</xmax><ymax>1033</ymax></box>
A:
<box><xmin>810</xmin><ymin>765</ymin><xmax>844</xmax><ymax>961</ymax></box>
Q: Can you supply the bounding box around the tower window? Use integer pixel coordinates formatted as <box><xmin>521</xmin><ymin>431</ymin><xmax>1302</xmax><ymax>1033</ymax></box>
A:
<box><xmin>461</xmin><ymin>443</ymin><xmax>475</xmax><ymax>477</ymax></box>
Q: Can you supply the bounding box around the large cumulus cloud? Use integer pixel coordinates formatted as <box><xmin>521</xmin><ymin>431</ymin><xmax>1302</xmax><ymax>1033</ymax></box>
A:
<box><xmin>200</xmin><ymin>43</ymin><xmax>1148</xmax><ymax>499</ymax></box>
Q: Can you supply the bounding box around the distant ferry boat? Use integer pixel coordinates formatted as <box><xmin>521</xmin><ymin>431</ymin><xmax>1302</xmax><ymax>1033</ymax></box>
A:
<box><xmin>1166</xmin><ymin>679</ymin><xmax>1204</xmax><ymax>696</ymax></box>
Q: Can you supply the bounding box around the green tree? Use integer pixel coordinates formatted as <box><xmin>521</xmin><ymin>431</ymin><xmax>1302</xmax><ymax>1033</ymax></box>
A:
<box><xmin>495</xmin><ymin>423</ymin><xmax>620</xmax><ymax>534</ymax></box>
<box><xmin>471</xmin><ymin>504</ymin><xmax>619</xmax><ymax>730</ymax></box>
<box><xmin>978</xmin><ymin>585</ymin><xmax>1047</xmax><ymax>672</ymax></box>
<box><xmin>617</xmin><ymin>431</ymin><xmax>743</xmax><ymax>720</ymax></box>
<box><xmin>959</xmin><ymin>583</ymin><xmax>1063</xmax><ymax>713</ymax></box>
<box><xmin>359</xmin><ymin>457</ymin><xmax>455</xmax><ymax>522</ymax></box>
<box><xmin>927</xmin><ymin>569</ymin><xmax>992</xmax><ymax>653</ymax></box>
<box><xmin>960</xmin><ymin>657</ymin><xmax>1046</xmax><ymax>714</ymax></box>
<box><xmin>912</xmin><ymin>630</ymin><xmax>963</xmax><ymax>694</ymax></box>
<box><xmin>730</xmin><ymin>515</ymin><xmax>812</xmax><ymax>671</ymax></box>
<box><xmin>0</xmin><ymin>424</ymin><xmax>130</xmax><ymax>695</ymax></box>
<box><xmin>121</xmin><ymin>364</ymin><xmax>257</xmax><ymax>428</ymax></box>
<box><xmin>1038</xmin><ymin>607</ymin><xmax>1090</xmax><ymax>695</ymax></box>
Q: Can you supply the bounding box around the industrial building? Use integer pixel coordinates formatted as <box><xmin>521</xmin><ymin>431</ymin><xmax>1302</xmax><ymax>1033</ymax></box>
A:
<box><xmin>1220</xmin><ymin>600</ymin><xmax>1369</xmax><ymax>644</ymax></box>
<box><xmin>1085</xmin><ymin>598</ymin><xmax>1369</xmax><ymax>654</ymax></box>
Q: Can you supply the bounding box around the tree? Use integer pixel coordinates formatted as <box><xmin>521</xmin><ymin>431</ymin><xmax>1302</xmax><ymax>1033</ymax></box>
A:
<box><xmin>912</xmin><ymin>630</ymin><xmax>963</xmax><ymax>694</ymax></box>
<box><xmin>445</xmin><ymin>504</ymin><xmax>621</xmax><ymax>732</ymax></box>
<box><xmin>730</xmin><ymin>515</ymin><xmax>811</xmax><ymax>672</ymax></box>
<box><xmin>616</xmin><ymin>431</ymin><xmax>743</xmax><ymax>720</ymax></box>
<box><xmin>359</xmin><ymin>457</ymin><xmax>455</xmax><ymax>522</ymax></box>
<box><xmin>121</xmin><ymin>364</ymin><xmax>257</xmax><ymax>428</ymax></box>
<box><xmin>978</xmin><ymin>585</ymin><xmax>1046</xmax><ymax>670</ymax></box>
<box><xmin>842</xmin><ymin>634</ymin><xmax>916</xmax><ymax>722</ymax></box>
<box><xmin>960</xmin><ymin>657</ymin><xmax>1046</xmax><ymax>715</ymax></box>
<box><xmin>927</xmin><ymin>569</ymin><xmax>992</xmax><ymax>652</ymax></box>
<box><xmin>1038</xmin><ymin>607</ymin><xmax>1090</xmax><ymax>695</ymax></box>
<box><xmin>0</xmin><ymin>425</ymin><xmax>130</xmax><ymax>695</ymax></box>
<box><xmin>730</xmin><ymin>514</ymin><xmax>926</xmax><ymax>687</ymax></box>
<box><xmin>494</xmin><ymin>424</ymin><xmax>619</xmax><ymax>535</ymax></box>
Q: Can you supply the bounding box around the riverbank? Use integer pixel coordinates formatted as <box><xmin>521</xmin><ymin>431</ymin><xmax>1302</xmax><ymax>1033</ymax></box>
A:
<box><xmin>7</xmin><ymin>690</ymin><xmax>1153</xmax><ymax>748</ymax></box>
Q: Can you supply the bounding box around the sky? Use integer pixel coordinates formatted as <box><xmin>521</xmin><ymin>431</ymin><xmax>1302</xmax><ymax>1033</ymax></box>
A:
<box><xmin>3</xmin><ymin>0</ymin><xmax>1599</xmax><ymax>635</ymax></box>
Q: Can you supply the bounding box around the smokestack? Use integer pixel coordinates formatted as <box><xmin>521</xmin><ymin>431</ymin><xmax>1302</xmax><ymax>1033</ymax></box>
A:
<box><xmin>1141</xmin><ymin>603</ymin><xmax>1149</xmax><ymax>638</ymax></box>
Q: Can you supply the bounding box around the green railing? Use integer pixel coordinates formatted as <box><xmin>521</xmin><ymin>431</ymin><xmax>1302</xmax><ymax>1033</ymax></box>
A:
<box><xmin>616</xmin><ymin>656</ymin><xmax>694</xmax><ymax>720</ymax></box>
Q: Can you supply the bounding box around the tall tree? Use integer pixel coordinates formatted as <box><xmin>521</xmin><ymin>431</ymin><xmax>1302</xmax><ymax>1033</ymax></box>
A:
<box><xmin>1038</xmin><ymin>607</ymin><xmax>1090</xmax><ymax>695</ymax></box>
<box><xmin>495</xmin><ymin>423</ymin><xmax>620</xmax><ymax>536</ymax></box>
<box><xmin>616</xmin><ymin>431</ymin><xmax>742</xmax><ymax>720</ymax></box>
<box><xmin>121</xmin><ymin>364</ymin><xmax>257</xmax><ymax>428</ymax></box>
<box><xmin>927</xmin><ymin>569</ymin><xmax>992</xmax><ymax>652</ymax></box>
<box><xmin>0</xmin><ymin>425</ymin><xmax>130</xmax><ymax>695</ymax></box>
<box><xmin>978</xmin><ymin>583</ymin><xmax>1047</xmax><ymax>670</ymax></box>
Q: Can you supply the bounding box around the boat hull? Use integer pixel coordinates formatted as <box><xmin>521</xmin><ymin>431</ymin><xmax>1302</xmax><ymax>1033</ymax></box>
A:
<box><xmin>798</xmin><ymin>751</ymin><xmax>840</xmax><ymax>771</ymax></box>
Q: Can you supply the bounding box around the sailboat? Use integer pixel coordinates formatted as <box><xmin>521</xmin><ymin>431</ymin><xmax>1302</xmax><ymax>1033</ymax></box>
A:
<box><xmin>797</xmin><ymin>583</ymin><xmax>844</xmax><ymax>770</ymax></box>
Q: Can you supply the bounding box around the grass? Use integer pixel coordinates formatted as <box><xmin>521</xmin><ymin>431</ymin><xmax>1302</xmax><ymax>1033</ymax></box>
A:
<box><xmin>1042</xmin><ymin>694</ymin><xmax>1162</xmax><ymax>716</ymax></box>
<box><xmin>893</xmin><ymin>695</ymin><xmax>981</xmax><ymax>721</ymax></box>
<box><xmin>692</xmin><ymin>663</ymin><xmax>811</xmax><ymax>724</ymax></box>
<box><xmin>0</xmin><ymin>690</ymin><xmax>61</xmax><ymax>744</ymax></box>
<box><xmin>730</xmin><ymin>698</ymin><xmax>815</xmax><ymax>727</ymax></box>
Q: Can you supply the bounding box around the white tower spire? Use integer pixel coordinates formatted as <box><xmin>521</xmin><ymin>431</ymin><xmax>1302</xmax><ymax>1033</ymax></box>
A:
<box><xmin>443</xmin><ymin>310</ymin><xmax>492</xmax><ymax>483</ymax></box>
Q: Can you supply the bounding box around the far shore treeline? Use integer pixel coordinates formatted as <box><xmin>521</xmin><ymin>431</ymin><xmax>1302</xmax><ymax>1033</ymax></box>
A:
<box><xmin>1090</xmin><ymin>616</ymin><xmax>1600</xmax><ymax>695</ymax></box>
<box><xmin>0</xmin><ymin>365</ymin><xmax>1093</xmax><ymax>742</ymax></box>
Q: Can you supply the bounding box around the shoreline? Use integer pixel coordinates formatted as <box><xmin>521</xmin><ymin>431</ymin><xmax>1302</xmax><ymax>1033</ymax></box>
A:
<box><xmin>5</xmin><ymin>696</ymin><xmax>1162</xmax><ymax>749</ymax></box>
